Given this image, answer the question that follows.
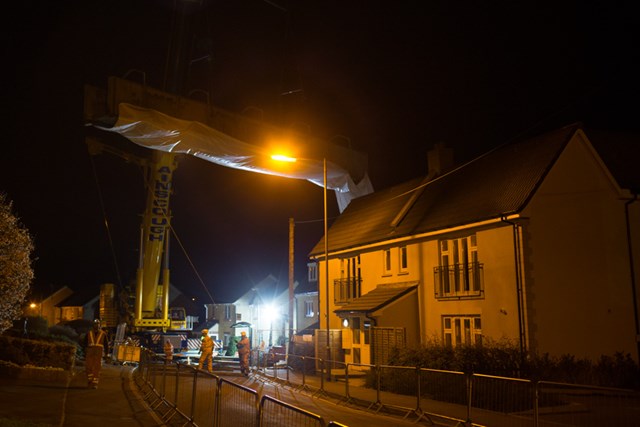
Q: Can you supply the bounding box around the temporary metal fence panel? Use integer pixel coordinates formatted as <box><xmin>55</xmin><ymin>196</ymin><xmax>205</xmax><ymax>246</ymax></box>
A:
<box><xmin>341</xmin><ymin>363</ymin><xmax>375</xmax><ymax>406</ymax></box>
<box><xmin>536</xmin><ymin>381</ymin><xmax>640</xmax><ymax>427</ymax></box>
<box><xmin>286</xmin><ymin>354</ymin><xmax>322</xmax><ymax>393</ymax></box>
<box><xmin>173</xmin><ymin>364</ymin><xmax>198</xmax><ymax>421</ymax></box>
<box><xmin>217</xmin><ymin>378</ymin><xmax>259</xmax><ymax>427</ymax></box>
<box><xmin>161</xmin><ymin>364</ymin><xmax>179</xmax><ymax>403</ymax></box>
<box><xmin>470</xmin><ymin>373</ymin><xmax>534</xmax><ymax>427</ymax></box>
<box><xmin>190</xmin><ymin>371</ymin><xmax>219</xmax><ymax>427</ymax></box>
<box><xmin>259</xmin><ymin>395</ymin><xmax>325</xmax><ymax>427</ymax></box>
<box><xmin>376</xmin><ymin>364</ymin><xmax>418</xmax><ymax>415</ymax></box>
<box><xmin>155</xmin><ymin>363</ymin><xmax>175</xmax><ymax>398</ymax></box>
<box><xmin>418</xmin><ymin>368</ymin><xmax>468</xmax><ymax>420</ymax></box>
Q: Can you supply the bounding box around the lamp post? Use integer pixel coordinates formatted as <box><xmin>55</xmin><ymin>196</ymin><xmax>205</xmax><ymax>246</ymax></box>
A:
<box><xmin>323</xmin><ymin>157</ymin><xmax>331</xmax><ymax>380</ymax></box>
<box><xmin>270</xmin><ymin>153</ymin><xmax>331</xmax><ymax>379</ymax></box>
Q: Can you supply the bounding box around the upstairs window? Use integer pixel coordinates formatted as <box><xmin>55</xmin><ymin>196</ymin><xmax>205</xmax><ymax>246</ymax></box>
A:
<box><xmin>399</xmin><ymin>246</ymin><xmax>408</xmax><ymax>272</ymax></box>
<box><xmin>434</xmin><ymin>235</ymin><xmax>483</xmax><ymax>299</ymax></box>
<box><xmin>383</xmin><ymin>248</ymin><xmax>392</xmax><ymax>274</ymax></box>
<box><xmin>308</xmin><ymin>262</ymin><xmax>318</xmax><ymax>283</ymax></box>
<box><xmin>304</xmin><ymin>301</ymin><xmax>314</xmax><ymax>317</ymax></box>
<box><xmin>335</xmin><ymin>256</ymin><xmax>362</xmax><ymax>304</ymax></box>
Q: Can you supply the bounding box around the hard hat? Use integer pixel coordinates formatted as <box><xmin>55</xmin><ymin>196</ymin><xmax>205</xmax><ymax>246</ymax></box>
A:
<box><xmin>240</xmin><ymin>331</ymin><xmax>246</xmax><ymax>336</ymax></box>
<box><xmin>202</xmin><ymin>329</ymin><xmax>208</xmax><ymax>334</ymax></box>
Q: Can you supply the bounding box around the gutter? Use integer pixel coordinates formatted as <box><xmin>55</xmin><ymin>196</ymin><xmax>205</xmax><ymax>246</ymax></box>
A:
<box><xmin>311</xmin><ymin>215</ymin><xmax>522</xmax><ymax>260</ymax></box>
<box><xmin>501</xmin><ymin>216</ymin><xmax>527</xmax><ymax>358</ymax></box>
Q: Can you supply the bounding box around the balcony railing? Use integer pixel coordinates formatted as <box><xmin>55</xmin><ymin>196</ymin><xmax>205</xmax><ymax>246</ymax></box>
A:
<box><xmin>333</xmin><ymin>277</ymin><xmax>362</xmax><ymax>305</ymax></box>
<box><xmin>434</xmin><ymin>261</ymin><xmax>484</xmax><ymax>299</ymax></box>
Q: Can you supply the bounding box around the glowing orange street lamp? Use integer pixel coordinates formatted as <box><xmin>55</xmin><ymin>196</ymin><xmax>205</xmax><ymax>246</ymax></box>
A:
<box><xmin>271</xmin><ymin>153</ymin><xmax>331</xmax><ymax>377</ymax></box>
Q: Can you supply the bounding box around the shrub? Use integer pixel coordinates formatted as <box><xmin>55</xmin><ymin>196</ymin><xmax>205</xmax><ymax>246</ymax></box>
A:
<box><xmin>0</xmin><ymin>336</ymin><xmax>75</xmax><ymax>370</ymax></box>
<box><xmin>380</xmin><ymin>340</ymin><xmax>640</xmax><ymax>390</ymax></box>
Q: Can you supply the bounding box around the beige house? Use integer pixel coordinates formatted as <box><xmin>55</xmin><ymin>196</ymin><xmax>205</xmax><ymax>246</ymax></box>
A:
<box><xmin>230</xmin><ymin>274</ymin><xmax>289</xmax><ymax>348</ymax></box>
<box><xmin>25</xmin><ymin>286</ymin><xmax>74</xmax><ymax>326</ymax></box>
<box><xmin>309</xmin><ymin>125</ymin><xmax>640</xmax><ymax>365</ymax></box>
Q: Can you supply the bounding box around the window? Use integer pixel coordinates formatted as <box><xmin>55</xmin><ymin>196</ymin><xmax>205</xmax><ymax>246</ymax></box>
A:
<box><xmin>383</xmin><ymin>248</ymin><xmax>392</xmax><ymax>274</ymax></box>
<box><xmin>224</xmin><ymin>305</ymin><xmax>232</xmax><ymax>321</ymax></box>
<box><xmin>335</xmin><ymin>256</ymin><xmax>362</xmax><ymax>304</ymax></box>
<box><xmin>308</xmin><ymin>262</ymin><xmax>318</xmax><ymax>283</ymax></box>
<box><xmin>443</xmin><ymin>315</ymin><xmax>482</xmax><ymax>347</ymax></box>
<box><xmin>351</xmin><ymin>317</ymin><xmax>361</xmax><ymax>344</ymax></box>
<box><xmin>304</xmin><ymin>301</ymin><xmax>314</xmax><ymax>317</ymax></box>
<box><xmin>364</xmin><ymin>321</ymin><xmax>371</xmax><ymax>345</ymax></box>
<box><xmin>399</xmin><ymin>246</ymin><xmax>408</xmax><ymax>272</ymax></box>
<box><xmin>434</xmin><ymin>234</ymin><xmax>483</xmax><ymax>298</ymax></box>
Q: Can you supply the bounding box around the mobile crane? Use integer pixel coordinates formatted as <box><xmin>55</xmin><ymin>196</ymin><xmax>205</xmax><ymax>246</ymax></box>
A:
<box><xmin>86</xmin><ymin>136</ymin><xmax>182</xmax><ymax>332</ymax></box>
<box><xmin>83</xmin><ymin>0</ymin><xmax>371</xmax><ymax>360</ymax></box>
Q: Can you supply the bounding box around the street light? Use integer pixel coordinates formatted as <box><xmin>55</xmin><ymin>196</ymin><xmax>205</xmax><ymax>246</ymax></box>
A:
<box><xmin>271</xmin><ymin>153</ymin><xmax>331</xmax><ymax>379</ymax></box>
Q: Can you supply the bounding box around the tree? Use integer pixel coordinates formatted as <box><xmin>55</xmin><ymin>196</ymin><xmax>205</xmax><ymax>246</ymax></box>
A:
<box><xmin>0</xmin><ymin>193</ymin><xmax>34</xmax><ymax>334</ymax></box>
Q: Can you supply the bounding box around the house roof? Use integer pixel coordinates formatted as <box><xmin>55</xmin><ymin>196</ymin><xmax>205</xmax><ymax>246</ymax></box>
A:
<box><xmin>310</xmin><ymin>124</ymin><xmax>639</xmax><ymax>256</ymax></box>
<box><xmin>234</xmin><ymin>274</ymin><xmax>286</xmax><ymax>305</ymax></box>
<box><xmin>334</xmin><ymin>282</ymin><xmax>418</xmax><ymax>314</ymax></box>
<box><xmin>294</xmin><ymin>280</ymin><xmax>317</xmax><ymax>295</ymax></box>
<box><xmin>57</xmin><ymin>289</ymin><xmax>98</xmax><ymax>307</ymax></box>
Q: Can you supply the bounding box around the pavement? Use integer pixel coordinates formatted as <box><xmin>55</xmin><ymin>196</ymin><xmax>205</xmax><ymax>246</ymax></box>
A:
<box><xmin>0</xmin><ymin>362</ymin><xmax>532</xmax><ymax>427</ymax></box>
<box><xmin>0</xmin><ymin>363</ymin><xmax>162</xmax><ymax>427</ymax></box>
<box><xmin>0</xmin><ymin>362</ymin><xmax>449</xmax><ymax>427</ymax></box>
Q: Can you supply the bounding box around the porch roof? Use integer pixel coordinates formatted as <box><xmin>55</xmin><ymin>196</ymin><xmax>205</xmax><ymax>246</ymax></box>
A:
<box><xmin>334</xmin><ymin>282</ymin><xmax>418</xmax><ymax>315</ymax></box>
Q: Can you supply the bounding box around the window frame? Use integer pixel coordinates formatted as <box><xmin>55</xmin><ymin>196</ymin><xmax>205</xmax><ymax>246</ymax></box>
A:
<box><xmin>442</xmin><ymin>315</ymin><xmax>482</xmax><ymax>347</ymax></box>
<box><xmin>383</xmin><ymin>248</ymin><xmax>392</xmax><ymax>275</ymax></box>
<box><xmin>399</xmin><ymin>245</ymin><xmax>408</xmax><ymax>273</ymax></box>
<box><xmin>304</xmin><ymin>300</ymin><xmax>314</xmax><ymax>318</ymax></box>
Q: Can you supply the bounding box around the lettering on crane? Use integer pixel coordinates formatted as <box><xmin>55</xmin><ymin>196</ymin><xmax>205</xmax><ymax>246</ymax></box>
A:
<box><xmin>149</xmin><ymin>165</ymin><xmax>172</xmax><ymax>242</ymax></box>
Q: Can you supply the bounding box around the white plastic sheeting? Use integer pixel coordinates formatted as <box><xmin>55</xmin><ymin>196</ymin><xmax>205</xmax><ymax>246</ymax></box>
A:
<box><xmin>97</xmin><ymin>103</ymin><xmax>373</xmax><ymax>212</ymax></box>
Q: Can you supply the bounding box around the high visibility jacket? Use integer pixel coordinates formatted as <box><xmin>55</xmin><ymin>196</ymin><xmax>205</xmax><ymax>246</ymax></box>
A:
<box><xmin>237</xmin><ymin>336</ymin><xmax>250</xmax><ymax>355</ymax></box>
<box><xmin>87</xmin><ymin>329</ymin><xmax>106</xmax><ymax>347</ymax></box>
<box><xmin>164</xmin><ymin>341</ymin><xmax>174</xmax><ymax>355</ymax></box>
<box><xmin>200</xmin><ymin>335</ymin><xmax>214</xmax><ymax>354</ymax></box>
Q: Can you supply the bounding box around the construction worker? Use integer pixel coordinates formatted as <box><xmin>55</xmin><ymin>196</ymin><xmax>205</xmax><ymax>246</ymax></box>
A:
<box><xmin>198</xmin><ymin>328</ymin><xmax>214</xmax><ymax>373</ymax></box>
<box><xmin>85</xmin><ymin>319</ymin><xmax>107</xmax><ymax>389</ymax></box>
<box><xmin>163</xmin><ymin>339</ymin><xmax>174</xmax><ymax>364</ymax></box>
<box><xmin>237</xmin><ymin>331</ymin><xmax>250</xmax><ymax>376</ymax></box>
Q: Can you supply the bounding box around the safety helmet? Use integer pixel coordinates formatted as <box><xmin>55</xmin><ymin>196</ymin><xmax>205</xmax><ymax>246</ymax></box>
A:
<box><xmin>240</xmin><ymin>331</ymin><xmax>246</xmax><ymax>336</ymax></box>
<box><xmin>202</xmin><ymin>329</ymin><xmax>208</xmax><ymax>334</ymax></box>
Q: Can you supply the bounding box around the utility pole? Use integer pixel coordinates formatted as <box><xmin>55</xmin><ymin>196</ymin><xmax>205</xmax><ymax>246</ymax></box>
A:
<box><xmin>288</xmin><ymin>217</ymin><xmax>294</xmax><ymax>356</ymax></box>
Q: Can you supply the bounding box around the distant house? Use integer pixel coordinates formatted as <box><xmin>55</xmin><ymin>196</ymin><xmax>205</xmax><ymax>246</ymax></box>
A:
<box><xmin>24</xmin><ymin>285</ymin><xmax>74</xmax><ymax>326</ymax></box>
<box><xmin>57</xmin><ymin>289</ymin><xmax>100</xmax><ymax>324</ymax></box>
<box><xmin>295</xmin><ymin>271</ymin><xmax>319</xmax><ymax>335</ymax></box>
<box><xmin>204</xmin><ymin>303</ymin><xmax>236</xmax><ymax>346</ymax></box>
<box><xmin>232</xmin><ymin>274</ymin><xmax>290</xmax><ymax>348</ymax></box>
<box><xmin>309</xmin><ymin>125</ymin><xmax>640</xmax><ymax>365</ymax></box>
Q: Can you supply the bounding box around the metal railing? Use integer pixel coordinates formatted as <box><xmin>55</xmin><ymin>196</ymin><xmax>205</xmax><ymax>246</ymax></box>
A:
<box><xmin>133</xmin><ymin>349</ymin><xmax>349</xmax><ymax>427</ymax></box>
<box><xmin>135</xmin><ymin>348</ymin><xmax>640</xmax><ymax>427</ymax></box>
<box><xmin>333</xmin><ymin>277</ymin><xmax>362</xmax><ymax>305</ymax></box>
<box><xmin>434</xmin><ymin>262</ymin><xmax>484</xmax><ymax>299</ymax></box>
<box><xmin>264</xmin><ymin>354</ymin><xmax>639</xmax><ymax>427</ymax></box>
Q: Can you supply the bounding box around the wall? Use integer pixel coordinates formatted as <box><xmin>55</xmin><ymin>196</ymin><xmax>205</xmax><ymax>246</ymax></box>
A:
<box><xmin>522</xmin><ymin>134</ymin><xmax>638</xmax><ymax>361</ymax></box>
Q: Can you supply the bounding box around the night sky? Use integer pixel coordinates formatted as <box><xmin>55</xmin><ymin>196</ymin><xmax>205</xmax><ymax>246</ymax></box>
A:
<box><xmin>4</xmin><ymin>1</ymin><xmax>639</xmax><ymax>304</ymax></box>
